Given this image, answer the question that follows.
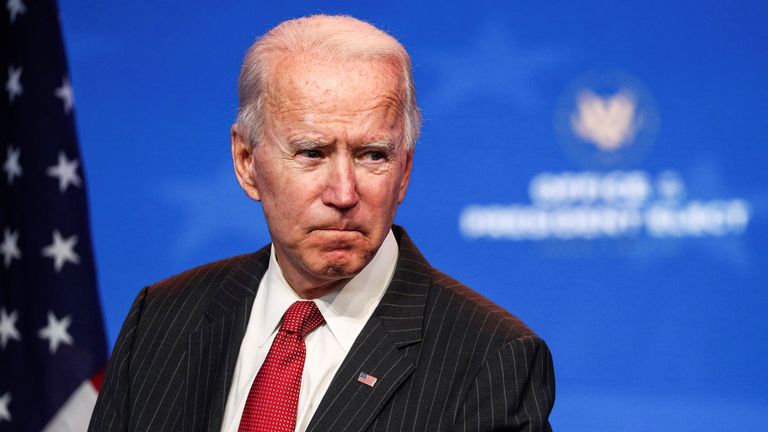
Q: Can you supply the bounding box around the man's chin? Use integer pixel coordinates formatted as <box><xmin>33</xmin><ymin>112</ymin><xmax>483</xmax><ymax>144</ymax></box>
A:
<box><xmin>315</xmin><ymin>250</ymin><xmax>368</xmax><ymax>278</ymax></box>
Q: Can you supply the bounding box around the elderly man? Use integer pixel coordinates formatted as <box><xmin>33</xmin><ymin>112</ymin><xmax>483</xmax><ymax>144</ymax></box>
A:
<box><xmin>90</xmin><ymin>15</ymin><xmax>554</xmax><ymax>432</ymax></box>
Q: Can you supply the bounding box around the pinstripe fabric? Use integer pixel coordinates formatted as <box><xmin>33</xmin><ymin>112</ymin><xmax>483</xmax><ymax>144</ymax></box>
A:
<box><xmin>89</xmin><ymin>226</ymin><xmax>554</xmax><ymax>431</ymax></box>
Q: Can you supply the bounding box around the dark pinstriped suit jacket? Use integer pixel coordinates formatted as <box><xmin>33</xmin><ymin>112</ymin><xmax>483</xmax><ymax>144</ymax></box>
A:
<box><xmin>89</xmin><ymin>226</ymin><xmax>555</xmax><ymax>431</ymax></box>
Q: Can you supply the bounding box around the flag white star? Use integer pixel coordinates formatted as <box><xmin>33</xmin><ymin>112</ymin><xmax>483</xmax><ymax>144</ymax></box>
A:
<box><xmin>46</xmin><ymin>151</ymin><xmax>81</xmax><ymax>192</ymax></box>
<box><xmin>6</xmin><ymin>0</ymin><xmax>25</xmax><ymax>24</ymax></box>
<box><xmin>1</xmin><ymin>228</ymin><xmax>20</xmax><ymax>268</ymax></box>
<box><xmin>41</xmin><ymin>229</ymin><xmax>80</xmax><ymax>272</ymax></box>
<box><xmin>0</xmin><ymin>392</ymin><xmax>10</xmax><ymax>423</ymax></box>
<box><xmin>54</xmin><ymin>76</ymin><xmax>75</xmax><ymax>113</ymax></box>
<box><xmin>38</xmin><ymin>311</ymin><xmax>73</xmax><ymax>354</ymax></box>
<box><xmin>5</xmin><ymin>65</ymin><xmax>22</xmax><ymax>103</ymax></box>
<box><xmin>3</xmin><ymin>145</ymin><xmax>21</xmax><ymax>185</ymax></box>
<box><xmin>0</xmin><ymin>308</ymin><xmax>21</xmax><ymax>349</ymax></box>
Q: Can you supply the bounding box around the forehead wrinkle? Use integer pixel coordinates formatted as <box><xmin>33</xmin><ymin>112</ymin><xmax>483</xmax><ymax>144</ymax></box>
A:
<box><xmin>275</xmin><ymin>100</ymin><xmax>401</xmax><ymax>131</ymax></box>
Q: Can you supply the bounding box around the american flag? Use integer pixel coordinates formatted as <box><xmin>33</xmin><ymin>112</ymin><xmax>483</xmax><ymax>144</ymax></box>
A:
<box><xmin>357</xmin><ymin>372</ymin><xmax>378</xmax><ymax>387</ymax></box>
<box><xmin>1</xmin><ymin>1</ymin><xmax>107</xmax><ymax>430</ymax></box>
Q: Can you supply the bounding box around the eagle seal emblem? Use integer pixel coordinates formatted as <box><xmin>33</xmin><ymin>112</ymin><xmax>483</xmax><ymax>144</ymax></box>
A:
<box><xmin>555</xmin><ymin>71</ymin><xmax>659</xmax><ymax>168</ymax></box>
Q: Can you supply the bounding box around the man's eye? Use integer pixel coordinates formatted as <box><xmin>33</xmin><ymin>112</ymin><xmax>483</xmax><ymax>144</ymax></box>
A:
<box><xmin>302</xmin><ymin>149</ymin><xmax>322</xmax><ymax>158</ymax></box>
<box><xmin>367</xmin><ymin>151</ymin><xmax>386</xmax><ymax>161</ymax></box>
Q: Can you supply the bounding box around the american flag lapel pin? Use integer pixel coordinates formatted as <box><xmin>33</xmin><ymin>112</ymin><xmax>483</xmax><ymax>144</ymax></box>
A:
<box><xmin>357</xmin><ymin>371</ymin><xmax>377</xmax><ymax>387</ymax></box>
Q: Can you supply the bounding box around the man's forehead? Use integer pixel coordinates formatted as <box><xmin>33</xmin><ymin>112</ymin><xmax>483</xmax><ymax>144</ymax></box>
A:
<box><xmin>265</xmin><ymin>53</ymin><xmax>402</xmax><ymax>109</ymax></box>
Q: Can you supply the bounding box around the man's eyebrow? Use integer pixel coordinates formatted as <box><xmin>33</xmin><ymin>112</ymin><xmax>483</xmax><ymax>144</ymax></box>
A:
<box><xmin>287</xmin><ymin>138</ymin><xmax>325</xmax><ymax>150</ymax></box>
<box><xmin>360</xmin><ymin>139</ymin><xmax>396</xmax><ymax>152</ymax></box>
<box><xmin>287</xmin><ymin>138</ymin><xmax>398</xmax><ymax>152</ymax></box>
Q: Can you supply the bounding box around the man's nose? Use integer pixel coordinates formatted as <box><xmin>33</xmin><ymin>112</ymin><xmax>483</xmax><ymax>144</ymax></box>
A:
<box><xmin>321</xmin><ymin>156</ymin><xmax>359</xmax><ymax>210</ymax></box>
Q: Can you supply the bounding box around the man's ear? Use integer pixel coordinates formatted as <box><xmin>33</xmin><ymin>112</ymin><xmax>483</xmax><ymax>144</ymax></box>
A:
<box><xmin>397</xmin><ymin>149</ymin><xmax>414</xmax><ymax>204</ymax></box>
<box><xmin>231</xmin><ymin>125</ymin><xmax>262</xmax><ymax>201</ymax></box>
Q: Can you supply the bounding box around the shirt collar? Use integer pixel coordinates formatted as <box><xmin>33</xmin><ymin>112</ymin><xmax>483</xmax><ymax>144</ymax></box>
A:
<box><xmin>254</xmin><ymin>229</ymin><xmax>398</xmax><ymax>352</ymax></box>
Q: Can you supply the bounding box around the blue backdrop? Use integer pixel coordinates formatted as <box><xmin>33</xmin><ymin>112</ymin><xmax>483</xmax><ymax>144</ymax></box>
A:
<box><xmin>59</xmin><ymin>1</ymin><xmax>768</xmax><ymax>430</ymax></box>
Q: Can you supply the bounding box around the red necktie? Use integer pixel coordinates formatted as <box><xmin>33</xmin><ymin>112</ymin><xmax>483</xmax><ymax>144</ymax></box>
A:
<box><xmin>238</xmin><ymin>301</ymin><xmax>325</xmax><ymax>432</ymax></box>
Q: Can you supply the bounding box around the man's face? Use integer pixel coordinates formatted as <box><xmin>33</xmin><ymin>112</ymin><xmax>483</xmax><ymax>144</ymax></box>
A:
<box><xmin>233</xmin><ymin>54</ymin><xmax>413</xmax><ymax>296</ymax></box>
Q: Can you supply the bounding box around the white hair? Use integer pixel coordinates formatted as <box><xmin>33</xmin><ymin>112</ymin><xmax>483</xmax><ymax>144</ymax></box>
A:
<box><xmin>235</xmin><ymin>14</ymin><xmax>421</xmax><ymax>151</ymax></box>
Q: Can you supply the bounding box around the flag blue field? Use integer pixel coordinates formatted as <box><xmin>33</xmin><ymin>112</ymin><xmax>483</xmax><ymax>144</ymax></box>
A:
<box><xmin>1</xmin><ymin>1</ymin><xmax>107</xmax><ymax>430</ymax></box>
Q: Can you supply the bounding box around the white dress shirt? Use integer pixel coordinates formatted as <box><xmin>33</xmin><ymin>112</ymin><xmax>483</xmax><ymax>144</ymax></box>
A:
<box><xmin>221</xmin><ymin>230</ymin><xmax>398</xmax><ymax>432</ymax></box>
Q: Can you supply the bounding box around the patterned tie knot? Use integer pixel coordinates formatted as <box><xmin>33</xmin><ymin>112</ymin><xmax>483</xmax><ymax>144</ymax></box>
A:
<box><xmin>280</xmin><ymin>301</ymin><xmax>325</xmax><ymax>338</ymax></box>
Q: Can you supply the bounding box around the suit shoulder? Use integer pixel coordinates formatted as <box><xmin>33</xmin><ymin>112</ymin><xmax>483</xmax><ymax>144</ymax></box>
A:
<box><xmin>429</xmin><ymin>268</ymin><xmax>536</xmax><ymax>343</ymax></box>
<box><xmin>147</xmin><ymin>253</ymin><xmax>245</xmax><ymax>294</ymax></box>
<box><xmin>142</xmin><ymin>247</ymin><xmax>268</xmax><ymax>310</ymax></box>
<box><xmin>123</xmin><ymin>248</ymin><xmax>268</xmax><ymax>356</ymax></box>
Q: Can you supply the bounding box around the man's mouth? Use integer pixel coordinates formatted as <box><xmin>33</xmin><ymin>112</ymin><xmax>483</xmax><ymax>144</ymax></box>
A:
<box><xmin>310</xmin><ymin>223</ymin><xmax>364</xmax><ymax>233</ymax></box>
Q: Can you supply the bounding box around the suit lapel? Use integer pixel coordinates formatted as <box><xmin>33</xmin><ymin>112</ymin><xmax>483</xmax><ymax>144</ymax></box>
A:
<box><xmin>183</xmin><ymin>248</ymin><xmax>270</xmax><ymax>432</ymax></box>
<box><xmin>307</xmin><ymin>227</ymin><xmax>433</xmax><ymax>432</ymax></box>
